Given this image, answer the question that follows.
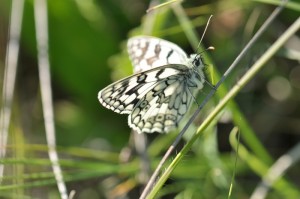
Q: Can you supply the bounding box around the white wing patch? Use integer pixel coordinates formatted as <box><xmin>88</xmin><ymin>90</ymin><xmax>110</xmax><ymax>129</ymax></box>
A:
<box><xmin>98</xmin><ymin>36</ymin><xmax>206</xmax><ymax>134</ymax></box>
<box><xmin>127</xmin><ymin>36</ymin><xmax>188</xmax><ymax>73</ymax></box>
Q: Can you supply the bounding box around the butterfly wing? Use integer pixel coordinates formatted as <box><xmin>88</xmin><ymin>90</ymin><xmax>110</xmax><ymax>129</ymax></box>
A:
<box><xmin>127</xmin><ymin>36</ymin><xmax>188</xmax><ymax>73</ymax></box>
<box><xmin>128</xmin><ymin>73</ymin><xmax>193</xmax><ymax>133</ymax></box>
<box><xmin>98</xmin><ymin>64</ymin><xmax>189</xmax><ymax>115</ymax></box>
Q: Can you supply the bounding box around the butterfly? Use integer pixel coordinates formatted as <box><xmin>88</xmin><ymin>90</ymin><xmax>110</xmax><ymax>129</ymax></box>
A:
<box><xmin>98</xmin><ymin>36</ymin><xmax>206</xmax><ymax>133</ymax></box>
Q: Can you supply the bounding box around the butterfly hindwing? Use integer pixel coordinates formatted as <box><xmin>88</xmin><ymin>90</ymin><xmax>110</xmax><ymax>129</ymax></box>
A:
<box><xmin>128</xmin><ymin>70</ymin><xmax>193</xmax><ymax>133</ymax></box>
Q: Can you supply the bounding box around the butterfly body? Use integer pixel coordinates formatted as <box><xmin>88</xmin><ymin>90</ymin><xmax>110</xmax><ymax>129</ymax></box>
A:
<box><xmin>98</xmin><ymin>36</ymin><xmax>205</xmax><ymax>133</ymax></box>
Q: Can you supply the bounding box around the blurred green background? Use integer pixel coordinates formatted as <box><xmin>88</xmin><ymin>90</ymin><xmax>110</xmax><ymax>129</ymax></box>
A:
<box><xmin>0</xmin><ymin>0</ymin><xmax>299</xmax><ymax>198</ymax></box>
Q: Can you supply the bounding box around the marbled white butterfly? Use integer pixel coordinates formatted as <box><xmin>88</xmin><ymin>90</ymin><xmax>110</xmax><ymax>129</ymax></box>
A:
<box><xmin>98</xmin><ymin>36</ymin><xmax>206</xmax><ymax>133</ymax></box>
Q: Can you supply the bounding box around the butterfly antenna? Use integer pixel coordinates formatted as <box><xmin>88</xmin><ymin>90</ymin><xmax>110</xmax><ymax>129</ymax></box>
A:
<box><xmin>196</xmin><ymin>15</ymin><xmax>213</xmax><ymax>54</ymax></box>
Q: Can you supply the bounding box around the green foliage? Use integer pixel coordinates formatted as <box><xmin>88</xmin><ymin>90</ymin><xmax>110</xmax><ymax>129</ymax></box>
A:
<box><xmin>0</xmin><ymin>0</ymin><xmax>299</xmax><ymax>198</ymax></box>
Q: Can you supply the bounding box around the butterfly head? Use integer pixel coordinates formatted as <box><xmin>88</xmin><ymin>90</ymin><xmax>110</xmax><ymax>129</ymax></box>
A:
<box><xmin>185</xmin><ymin>54</ymin><xmax>206</xmax><ymax>88</ymax></box>
<box><xmin>188</xmin><ymin>54</ymin><xmax>204</xmax><ymax>70</ymax></box>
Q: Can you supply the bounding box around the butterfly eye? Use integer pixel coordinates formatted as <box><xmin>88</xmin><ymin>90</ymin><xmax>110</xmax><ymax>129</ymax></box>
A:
<box><xmin>193</xmin><ymin>57</ymin><xmax>200</xmax><ymax>67</ymax></box>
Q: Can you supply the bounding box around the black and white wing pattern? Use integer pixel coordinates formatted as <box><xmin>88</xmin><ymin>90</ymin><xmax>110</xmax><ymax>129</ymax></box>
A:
<box><xmin>98</xmin><ymin>36</ymin><xmax>206</xmax><ymax>133</ymax></box>
<box><xmin>127</xmin><ymin>36</ymin><xmax>188</xmax><ymax>73</ymax></box>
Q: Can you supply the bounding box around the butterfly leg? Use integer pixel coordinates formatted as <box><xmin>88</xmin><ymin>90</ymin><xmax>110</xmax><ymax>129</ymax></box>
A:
<box><xmin>187</xmin><ymin>87</ymin><xmax>199</xmax><ymax>106</ymax></box>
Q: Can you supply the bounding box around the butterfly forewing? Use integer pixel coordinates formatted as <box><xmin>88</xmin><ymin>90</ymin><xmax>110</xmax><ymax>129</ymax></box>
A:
<box><xmin>98</xmin><ymin>64</ymin><xmax>188</xmax><ymax>116</ymax></box>
<box><xmin>128</xmin><ymin>36</ymin><xmax>188</xmax><ymax>73</ymax></box>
